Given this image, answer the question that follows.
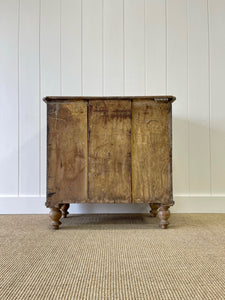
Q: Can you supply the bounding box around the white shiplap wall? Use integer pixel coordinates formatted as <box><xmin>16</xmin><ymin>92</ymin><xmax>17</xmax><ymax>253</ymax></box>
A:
<box><xmin>0</xmin><ymin>0</ymin><xmax>225</xmax><ymax>214</ymax></box>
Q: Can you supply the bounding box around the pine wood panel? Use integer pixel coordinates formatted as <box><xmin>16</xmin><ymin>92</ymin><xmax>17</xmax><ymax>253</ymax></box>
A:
<box><xmin>132</xmin><ymin>100</ymin><xmax>172</xmax><ymax>204</ymax></box>
<box><xmin>46</xmin><ymin>102</ymin><xmax>88</xmax><ymax>206</ymax></box>
<box><xmin>88</xmin><ymin>100</ymin><xmax>131</xmax><ymax>203</ymax></box>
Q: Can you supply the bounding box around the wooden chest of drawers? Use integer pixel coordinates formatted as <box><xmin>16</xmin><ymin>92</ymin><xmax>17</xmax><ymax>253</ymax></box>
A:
<box><xmin>43</xmin><ymin>96</ymin><xmax>176</xmax><ymax>229</ymax></box>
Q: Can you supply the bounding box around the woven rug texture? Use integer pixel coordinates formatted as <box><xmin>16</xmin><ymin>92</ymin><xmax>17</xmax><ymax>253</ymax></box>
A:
<box><xmin>0</xmin><ymin>213</ymin><xmax>224</xmax><ymax>300</ymax></box>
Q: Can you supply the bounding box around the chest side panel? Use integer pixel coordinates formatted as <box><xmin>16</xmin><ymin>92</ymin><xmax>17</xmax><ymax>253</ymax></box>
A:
<box><xmin>88</xmin><ymin>100</ymin><xmax>132</xmax><ymax>203</ymax></box>
<box><xmin>46</xmin><ymin>102</ymin><xmax>88</xmax><ymax>206</ymax></box>
<box><xmin>132</xmin><ymin>100</ymin><xmax>172</xmax><ymax>204</ymax></box>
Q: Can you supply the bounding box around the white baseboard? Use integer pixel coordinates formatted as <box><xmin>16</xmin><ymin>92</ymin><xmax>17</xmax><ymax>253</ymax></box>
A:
<box><xmin>0</xmin><ymin>195</ymin><xmax>225</xmax><ymax>214</ymax></box>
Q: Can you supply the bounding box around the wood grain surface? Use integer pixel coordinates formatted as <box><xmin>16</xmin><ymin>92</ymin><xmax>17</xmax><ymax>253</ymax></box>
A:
<box><xmin>46</xmin><ymin>102</ymin><xmax>88</xmax><ymax>206</ymax></box>
<box><xmin>131</xmin><ymin>100</ymin><xmax>172</xmax><ymax>204</ymax></box>
<box><xmin>88</xmin><ymin>100</ymin><xmax>132</xmax><ymax>203</ymax></box>
<box><xmin>43</xmin><ymin>96</ymin><xmax>176</xmax><ymax>103</ymax></box>
<box><xmin>46</xmin><ymin>98</ymin><xmax>174</xmax><ymax>207</ymax></box>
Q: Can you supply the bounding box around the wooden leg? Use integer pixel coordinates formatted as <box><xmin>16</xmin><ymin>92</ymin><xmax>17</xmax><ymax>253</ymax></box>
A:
<box><xmin>49</xmin><ymin>206</ymin><xmax>62</xmax><ymax>229</ymax></box>
<box><xmin>158</xmin><ymin>205</ymin><xmax>170</xmax><ymax>229</ymax></box>
<box><xmin>149</xmin><ymin>203</ymin><xmax>160</xmax><ymax>217</ymax></box>
<box><xmin>61</xmin><ymin>204</ymin><xmax>70</xmax><ymax>218</ymax></box>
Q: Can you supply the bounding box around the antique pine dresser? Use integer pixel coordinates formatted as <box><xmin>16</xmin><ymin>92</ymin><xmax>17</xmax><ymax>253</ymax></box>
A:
<box><xmin>43</xmin><ymin>96</ymin><xmax>176</xmax><ymax>229</ymax></box>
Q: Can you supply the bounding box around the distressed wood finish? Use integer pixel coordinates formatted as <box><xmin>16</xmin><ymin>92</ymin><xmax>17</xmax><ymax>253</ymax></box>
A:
<box><xmin>44</xmin><ymin>96</ymin><xmax>175</xmax><ymax>103</ymax></box>
<box><xmin>46</xmin><ymin>102</ymin><xmax>88</xmax><ymax>207</ymax></box>
<box><xmin>158</xmin><ymin>205</ymin><xmax>171</xmax><ymax>229</ymax></box>
<box><xmin>49</xmin><ymin>206</ymin><xmax>62</xmax><ymax>230</ymax></box>
<box><xmin>149</xmin><ymin>203</ymin><xmax>160</xmax><ymax>217</ymax></box>
<box><xmin>43</xmin><ymin>96</ymin><xmax>176</xmax><ymax>229</ymax></box>
<box><xmin>132</xmin><ymin>100</ymin><xmax>172</xmax><ymax>204</ymax></box>
<box><xmin>61</xmin><ymin>203</ymin><xmax>70</xmax><ymax>218</ymax></box>
<box><xmin>88</xmin><ymin>100</ymin><xmax>132</xmax><ymax>203</ymax></box>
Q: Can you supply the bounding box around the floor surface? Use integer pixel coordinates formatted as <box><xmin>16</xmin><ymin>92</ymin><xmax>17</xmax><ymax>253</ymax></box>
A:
<box><xmin>0</xmin><ymin>213</ymin><xmax>225</xmax><ymax>300</ymax></box>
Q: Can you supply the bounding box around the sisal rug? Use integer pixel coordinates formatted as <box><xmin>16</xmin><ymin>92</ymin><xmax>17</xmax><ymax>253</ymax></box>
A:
<box><xmin>0</xmin><ymin>214</ymin><xmax>224</xmax><ymax>300</ymax></box>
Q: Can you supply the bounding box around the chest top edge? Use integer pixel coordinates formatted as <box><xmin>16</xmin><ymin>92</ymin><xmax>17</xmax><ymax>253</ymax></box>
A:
<box><xmin>43</xmin><ymin>95</ymin><xmax>176</xmax><ymax>104</ymax></box>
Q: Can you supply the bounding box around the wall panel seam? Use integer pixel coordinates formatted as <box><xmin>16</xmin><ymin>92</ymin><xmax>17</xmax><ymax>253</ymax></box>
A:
<box><xmin>6</xmin><ymin>0</ymin><xmax>223</xmax><ymax>198</ymax></box>
<box><xmin>207</xmin><ymin>0</ymin><xmax>212</xmax><ymax>195</ymax></box>
<box><xmin>186</xmin><ymin>0</ymin><xmax>190</xmax><ymax>195</ymax></box>
<box><xmin>102</xmin><ymin>0</ymin><xmax>104</xmax><ymax>96</ymax></box>
<box><xmin>144</xmin><ymin>0</ymin><xmax>146</xmax><ymax>95</ymax></box>
<box><xmin>60</xmin><ymin>0</ymin><xmax>62</xmax><ymax>96</ymax></box>
<box><xmin>81</xmin><ymin>0</ymin><xmax>83</xmax><ymax>96</ymax></box>
<box><xmin>18</xmin><ymin>0</ymin><xmax>21</xmax><ymax>196</ymax></box>
<box><xmin>39</xmin><ymin>0</ymin><xmax>41</xmax><ymax>196</ymax></box>
<box><xmin>123</xmin><ymin>0</ymin><xmax>125</xmax><ymax>96</ymax></box>
<box><xmin>165</xmin><ymin>0</ymin><xmax>167</xmax><ymax>94</ymax></box>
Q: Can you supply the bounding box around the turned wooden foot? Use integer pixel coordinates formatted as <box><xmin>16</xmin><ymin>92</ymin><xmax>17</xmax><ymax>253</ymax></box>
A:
<box><xmin>61</xmin><ymin>204</ymin><xmax>70</xmax><ymax>218</ymax></box>
<box><xmin>158</xmin><ymin>205</ymin><xmax>170</xmax><ymax>229</ymax></box>
<box><xmin>49</xmin><ymin>206</ymin><xmax>62</xmax><ymax>229</ymax></box>
<box><xmin>149</xmin><ymin>203</ymin><xmax>160</xmax><ymax>217</ymax></box>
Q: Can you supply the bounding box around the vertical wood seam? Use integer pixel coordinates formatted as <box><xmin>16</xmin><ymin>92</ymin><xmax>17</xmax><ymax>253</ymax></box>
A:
<box><xmin>207</xmin><ymin>0</ymin><xmax>212</xmax><ymax>195</ymax></box>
